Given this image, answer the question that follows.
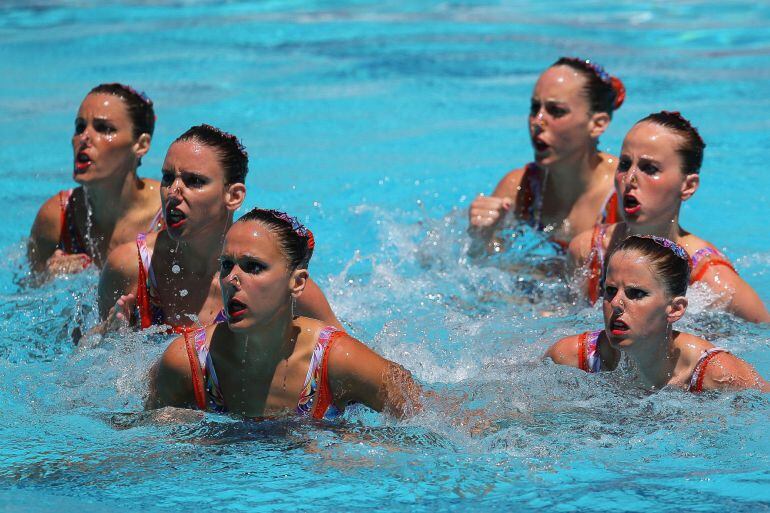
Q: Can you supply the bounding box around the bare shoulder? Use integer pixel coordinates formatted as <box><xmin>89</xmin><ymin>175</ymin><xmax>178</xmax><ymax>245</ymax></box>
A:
<box><xmin>568</xmin><ymin>226</ymin><xmax>597</xmax><ymax>264</ymax></box>
<box><xmin>30</xmin><ymin>191</ymin><xmax>66</xmax><ymax>239</ymax></box>
<box><xmin>700</xmin><ymin>350</ymin><xmax>767</xmax><ymax>392</ymax></box>
<box><xmin>596</xmin><ymin>152</ymin><xmax>618</xmax><ymax>181</ymax></box>
<box><xmin>678</xmin><ymin>233</ymin><xmax>715</xmax><ymax>255</ymax></box>
<box><xmin>544</xmin><ymin>334</ymin><xmax>582</xmax><ymax>367</ymax></box>
<box><xmin>159</xmin><ymin>335</ymin><xmax>195</xmax><ymax>375</ymax></box>
<box><xmin>491</xmin><ymin>165</ymin><xmax>528</xmax><ymax>198</ymax></box>
<box><xmin>147</xmin><ymin>334</ymin><xmax>198</xmax><ymax>409</ymax></box>
<box><xmin>673</xmin><ymin>332</ymin><xmax>714</xmax><ymax>366</ymax></box>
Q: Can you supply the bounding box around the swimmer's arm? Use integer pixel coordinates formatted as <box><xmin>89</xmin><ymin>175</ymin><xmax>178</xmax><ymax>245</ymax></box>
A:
<box><xmin>567</xmin><ymin>228</ymin><xmax>594</xmax><ymax>272</ymax></box>
<box><xmin>467</xmin><ymin>168</ymin><xmax>524</xmax><ymax>252</ymax></box>
<box><xmin>296</xmin><ymin>278</ymin><xmax>342</xmax><ymax>329</ymax></box>
<box><xmin>327</xmin><ymin>334</ymin><xmax>422</xmax><ymax>418</ymax></box>
<box><xmin>567</xmin><ymin>227</ymin><xmax>597</xmax><ymax>298</ymax></box>
<box><xmin>28</xmin><ymin>194</ymin><xmax>63</xmax><ymax>273</ymax></box>
<box><xmin>699</xmin><ymin>352</ymin><xmax>770</xmax><ymax>392</ymax></box>
<box><xmin>146</xmin><ymin>336</ymin><xmax>197</xmax><ymax>409</ymax></box>
<box><xmin>543</xmin><ymin>335</ymin><xmax>582</xmax><ymax>369</ymax></box>
<box><xmin>699</xmin><ymin>266</ymin><xmax>770</xmax><ymax>323</ymax></box>
<box><xmin>98</xmin><ymin>241</ymin><xmax>140</xmax><ymax>321</ymax></box>
<box><xmin>490</xmin><ymin>167</ymin><xmax>526</xmax><ymax>204</ymax></box>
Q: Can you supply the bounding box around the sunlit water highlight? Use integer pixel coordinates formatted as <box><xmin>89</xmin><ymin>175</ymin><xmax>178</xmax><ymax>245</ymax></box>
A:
<box><xmin>1</xmin><ymin>1</ymin><xmax>770</xmax><ymax>511</ymax></box>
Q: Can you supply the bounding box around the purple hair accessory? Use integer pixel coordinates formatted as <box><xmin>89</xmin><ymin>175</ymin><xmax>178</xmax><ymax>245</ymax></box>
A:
<box><xmin>264</xmin><ymin>209</ymin><xmax>315</xmax><ymax>250</ymax></box>
<box><xmin>637</xmin><ymin>235</ymin><xmax>690</xmax><ymax>262</ymax></box>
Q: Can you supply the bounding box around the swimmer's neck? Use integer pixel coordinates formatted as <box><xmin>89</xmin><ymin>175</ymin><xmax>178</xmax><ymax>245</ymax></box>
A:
<box><xmin>622</xmin><ymin>329</ymin><xmax>679</xmax><ymax>389</ymax></box>
<box><xmin>624</xmin><ymin>216</ymin><xmax>684</xmax><ymax>242</ymax></box>
<box><xmin>169</xmin><ymin>216</ymin><xmax>232</xmax><ymax>277</ymax></box>
<box><xmin>539</xmin><ymin>147</ymin><xmax>605</xmax><ymax>200</ymax></box>
<box><xmin>82</xmin><ymin>170</ymin><xmax>146</xmax><ymax>228</ymax></box>
<box><xmin>225</xmin><ymin>311</ymin><xmax>299</xmax><ymax>373</ymax></box>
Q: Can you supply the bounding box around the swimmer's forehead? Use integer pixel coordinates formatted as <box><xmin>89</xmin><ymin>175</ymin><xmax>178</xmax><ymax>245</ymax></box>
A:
<box><xmin>223</xmin><ymin>222</ymin><xmax>282</xmax><ymax>256</ymax></box>
<box><xmin>532</xmin><ymin>66</ymin><xmax>585</xmax><ymax>101</ymax></box>
<box><xmin>606</xmin><ymin>250</ymin><xmax>660</xmax><ymax>286</ymax></box>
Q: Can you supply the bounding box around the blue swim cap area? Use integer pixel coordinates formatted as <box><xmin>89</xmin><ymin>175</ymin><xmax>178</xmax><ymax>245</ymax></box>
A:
<box><xmin>1</xmin><ymin>1</ymin><xmax>769</xmax><ymax>511</ymax></box>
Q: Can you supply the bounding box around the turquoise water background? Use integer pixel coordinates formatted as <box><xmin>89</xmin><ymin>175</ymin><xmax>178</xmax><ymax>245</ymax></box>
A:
<box><xmin>1</xmin><ymin>1</ymin><xmax>770</xmax><ymax>511</ymax></box>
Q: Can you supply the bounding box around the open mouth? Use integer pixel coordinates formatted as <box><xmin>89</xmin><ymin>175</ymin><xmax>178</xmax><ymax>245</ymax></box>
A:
<box><xmin>227</xmin><ymin>298</ymin><xmax>248</xmax><ymax>320</ymax></box>
<box><xmin>74</xmin><ymin>152</ymin><xmax>92</xmax><ymax>173</ymax></box>
<box><xmin>165</xmin><ymin>206</ymin><xmax>187</xmax><ymax>229</ymax></box>
<box><xmin>623</xmin><ymin>194</ymin><xmax>641</xmax><ymax>215</ymax></box>
<box><xmin>532</xmin><ymin>138</ymin><xmax>549</xmax><ymax>153</ymax></box>
<box><xmin>610</xmin><ymin>318</ymin><xmax>630</xmax><ymax>336</ymax></box>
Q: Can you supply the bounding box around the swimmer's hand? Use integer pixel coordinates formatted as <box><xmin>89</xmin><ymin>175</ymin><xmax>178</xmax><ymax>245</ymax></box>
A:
<box><xmin>468</xmin><ymin>194</ymin><xmax>512</xmax><ymax>233</ymax></box>
<box><xmin>79</xmin><ymin>293</ymin><xmax>136</xmax><ymax>347</ymax></box>
<box><xmin>105</xmin><ymin>293</ymin><xmax>136</xmax><ymax>331</ymax></box>
<box><xmin>45</xmin><ymin>249</ymin><xmax>92</xmax><ymax>275</ymax></box>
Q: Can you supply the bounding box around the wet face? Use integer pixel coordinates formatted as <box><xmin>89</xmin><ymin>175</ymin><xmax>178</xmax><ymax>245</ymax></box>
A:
<box><xmin>219</xmin><ymin>221</ymin><xmax>293</xmax><ymax>331</ymax></box>
<box><xmin>528</xmin><ymin>65</ymin><xmax>594</xmax><ymax>166</ymax></box>
<box><xmin>602</xmin><ymin>249</ymin><xmax>672</xmax><ymax>347</ymax></box>
<box><xmin>160</xmin><ymin>140</ymin><xmax>230</xmax><ymax>242</ymax></box>
<box><xmin>616</xmin><ymin>121</ymin><xmax>692</xmax><ymax>226</ymax></box>
<box><xmin>72</xmin><ymin>93</ymin><xmax>139</xmax><ymax>184</ymax></box>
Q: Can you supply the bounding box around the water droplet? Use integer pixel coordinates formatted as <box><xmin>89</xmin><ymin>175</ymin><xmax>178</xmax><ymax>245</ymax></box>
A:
<box><xmin>179</xmin><ymin>289</ymin><xmax>188</xmax><ymax>297</ymax></box>
<box><xmin>172</xmin><ymin>264</ymin><xmax>181</xmax><ymax>274</ymax></box>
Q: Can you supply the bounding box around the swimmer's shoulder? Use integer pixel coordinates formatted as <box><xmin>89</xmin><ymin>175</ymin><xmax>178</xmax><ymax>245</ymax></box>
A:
<box><xmin>674</xmin><ymin>331</ymin><xmax>768</xmax><ymax>391</ymax></box>
<box><xmin>596</xmin><ymin>152</ymin><xmax>618</xmax><ymax>180</ymax></box>
<box><xmin>148</xmin><ymin>333</ymin><xmax>197</xmax><ymax>408</ymax></box>
<box><xmin>294</xmin><ymin>316</ymin><xmax>344</xmax><ymax>344</ymax></box>
<box><xmin>673</xmin><ymin>331</ymin><xmax>713</xmax><ymax>366</ymax></box>
<box><xmin>30</xmin><ymin>188</ymin><xmax>75</xmax><ymax>238</ymax></box>
<box><xmin>544</xmin><ymin>333</ymin><xmax>582</xmax><ymax>368</ymax></box>
<box><xmin>136</xmin><ymin>177</ymin><xmax>162</xmax><ymax>210</ymax></box>
<box><xmin>491</xmin><ymin>165</ymin><xmax>529</xmax><ymax>199</ymax></box>
<box><xmin>568</xmin><ymin>222</ymin><xmax>619</xmax><ymax>265</ymax></box>
<box><xmin>678</xmin><ymin>233</ymin><xmax>719</xmax><ymax>256</ymax></box>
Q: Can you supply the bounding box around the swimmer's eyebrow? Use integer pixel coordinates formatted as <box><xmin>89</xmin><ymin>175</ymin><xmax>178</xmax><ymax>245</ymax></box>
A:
<box><xmin>220</xmin><ymin>252</ymin><xmax>261</xmax><ymax>261</ymax></box>
<box><xmin>160</xmin><ymin>168</ymin><xmax>209</xmax><ymax>178</ymax></box>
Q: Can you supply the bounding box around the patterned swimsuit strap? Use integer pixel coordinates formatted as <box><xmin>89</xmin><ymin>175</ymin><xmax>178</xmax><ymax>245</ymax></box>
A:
<box><xmin>689</xmin><ymin>348</ymin><xmax>728</xmax><ymax>393</ymax></box>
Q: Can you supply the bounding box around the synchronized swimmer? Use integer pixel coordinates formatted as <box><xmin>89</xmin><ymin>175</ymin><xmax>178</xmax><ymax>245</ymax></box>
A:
<box><xmin>26</xmin><ymin>57</ymin><xmax>770</xmax><ymax>421</ymax></box>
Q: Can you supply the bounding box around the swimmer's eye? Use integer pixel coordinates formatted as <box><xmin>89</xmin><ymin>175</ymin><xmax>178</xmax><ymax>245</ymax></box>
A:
<box><xmin>617</xmin><ymin>157</ymin><xmax>632</xmax><ymax>173</ymax></box>
<box><xmin>241</xmin><ymin>260</ymin><xmax>266</xmax><ymax>274</ymax></box>
<box><xmin>545</xmin><ymin>104</ymin><xmax>568</xmax><ymax>118</ymax></box>
<box><xmin>640</xmin><ymin>162</ymin><xmax>660</xmax><ymax>175</ymax></box>
<box><xmin>160</xmin><ymin>171</ymin><xmax>174</xmax><ymax>187</ymax></box>
<box><xmin>529</xmin><ymin>100</ymin><xmax>541</xmax><ymax>117</ymax></box>
<box><xmin>219</xmin><ymin>258</ymin><xmax>235</xmax><ymax>276</ymax></box>
<box><xmin>93</xmin><ymin>119</ymin><xmax>116</xmax><ymax>134</ymax></box>
<box><xmin>626</xmin><ymin>287</ymin><xmax>648</xmax><ymax>300</ymax></box>
<box><xmin>74</xmin><ymin>119</ymin><xmax>86</xmax><ymax>135</ymax></box>
<box><xmin>182</xmin><ymin>173</ymin><xmax>208</xmax><ymax>189</ymax></box>
<box><xmin>603</xmin><ymin>285</ymin><xmax>618</xmax><ymax>300</ymax></box>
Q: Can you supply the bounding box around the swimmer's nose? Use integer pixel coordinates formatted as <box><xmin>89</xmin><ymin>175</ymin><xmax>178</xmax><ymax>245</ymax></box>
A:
<box><xmin>611</xmin><ymin>294</ymin><xmax>625</xmax><ymax>313</ymax></box>
<box><xmin>165</xmin><ymin>177</ymin><xmax>185</xmax><ymax>198</ymax></box>
<box><xmin>532</xmin><ymin>109</ymin><xmax>546</xmax><ymax>128</ymax></box>
<box><xmin>75</xmin><ymin>128</ymin><xmax>91</xmax><ymax>147</ymax></box>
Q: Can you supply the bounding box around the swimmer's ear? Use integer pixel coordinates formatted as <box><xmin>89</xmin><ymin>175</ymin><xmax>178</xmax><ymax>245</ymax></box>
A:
<box><xmin>666</xmin><ymin>295</ymin><xmax>688</xmax><ymax>324</ymax></box>
<box><xmin>588</xmin><ymin>111</ymin><xmax>611</xmax><ymax>139</ymax></box>
<box><xmin>133</xmin><ymin>133</ymin><xmax>151</xmax><ymax>160</ymax></box>
<box><xmin>680</xmin><ymin>173</ymin><xmax>699</xmax><ymax>201</ymax></box>
<box><xmin>224</xmin><ymin>183</ymin><xmax>246</xmax><ymax>212</ymax></box>
<box><xmin>289</xmin><ymin>268</ymin><xmax>309</xmax><ymax>297</ymax></box>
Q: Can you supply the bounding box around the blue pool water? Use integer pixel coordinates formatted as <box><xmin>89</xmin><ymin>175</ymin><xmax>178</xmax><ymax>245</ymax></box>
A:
<box><xmin>1</xmin><ymin>1</ymin><xmax>770</xmax><ymax>511</ymax></box>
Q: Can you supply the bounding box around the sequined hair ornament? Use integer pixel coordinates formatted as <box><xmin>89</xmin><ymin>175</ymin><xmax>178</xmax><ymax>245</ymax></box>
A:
<box><xmin>560</xmin><ymin>57</ymin><xmax>626</xmax><ymax>110</ymax></box>
<box><xmin>264</xmin><ymin>209</ymin><xmax>315</xmax><ymax>251</ymax></box>
<box><xmin>636</xmin><ymin>235</ymin><xmax>691</xmax><ymax>267</ymax></box>
<box><xmin>234</xmin><ymin>207</ymin><xmax>315</xmax><ymax>270</ymax></box>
